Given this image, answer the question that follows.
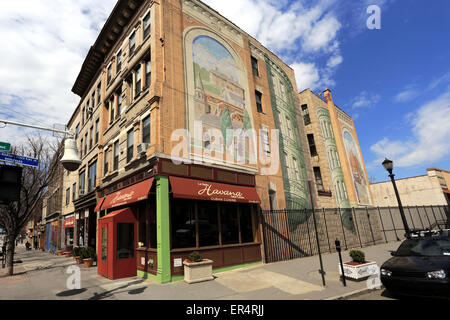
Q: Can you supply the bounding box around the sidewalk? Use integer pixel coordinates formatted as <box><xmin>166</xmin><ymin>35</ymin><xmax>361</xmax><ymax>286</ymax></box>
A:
<box><xmin>0</xmin><ymin>241</ymin><xmax>402</xmax><ymax>300</ymax></box>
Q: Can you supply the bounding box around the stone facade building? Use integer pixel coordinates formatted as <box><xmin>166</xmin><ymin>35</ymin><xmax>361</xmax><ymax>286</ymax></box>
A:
<box><xmin>298</xmin><ymin>88</ymin><xmax>373</xmax><ymax>209</ymax></box>
<box><xmin>63</xmin><ymin>0</ymin><xmax>319</xmax><ymax>282</ymax></box>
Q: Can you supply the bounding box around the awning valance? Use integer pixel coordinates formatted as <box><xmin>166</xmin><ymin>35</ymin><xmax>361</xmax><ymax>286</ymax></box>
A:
<box><xmin>169</xmin><ymin>176</ymin><xmax>261</xmax><ymax>204</ymax></box>
<box><xmin>100</xmin><ymin>178</ymin><xmax>154</xmax><ymax>211</ymax></box>
<box><xmin>443</xmin><ymin>189</ymin><xmax>450</xmax><ymax>194</ymax></box>
<box><xmin>94</xmin><ymin>197</ymin><xmax>105</xmax><ymax>213</ymax></box>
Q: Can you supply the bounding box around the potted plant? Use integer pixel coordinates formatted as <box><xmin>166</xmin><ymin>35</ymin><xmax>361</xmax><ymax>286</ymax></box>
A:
<box><xmin>81</xmin><ymin>247</ymin><xmax>96</xmax><ymax>268</ymax></box>
<box><xmin>57</xmin><ymin>249</ymin><xmax>64</xmax><ymax>256</ymax></box>
<box><xmin>339</xmin><ymin>249</ymin><xmax>378</xmax><ymax>280</ymax></box>
<box><xmin>183</xmin><ymin>251</ymin><xmax>214</xmax><ymax>284</ymax></box>
<box><xmin>73</xmin><ymin>247</ymin><xmax>83</xmax><ymax>264</ymax></box>
<box><xmin>64</xmin><ymin>245</ymin><xmax>73</xmax><ymax>257</ymax></box>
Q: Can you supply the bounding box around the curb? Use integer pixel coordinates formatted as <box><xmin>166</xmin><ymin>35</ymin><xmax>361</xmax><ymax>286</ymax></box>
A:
<box><xmin>325</xmin><ymin>286</ymin><xmax>384</xmax><ymax>300</ymax></box>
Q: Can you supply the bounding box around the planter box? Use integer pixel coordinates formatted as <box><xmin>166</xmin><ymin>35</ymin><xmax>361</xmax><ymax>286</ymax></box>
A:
<box><xmin>183</xmin><ymin>259</ymin><xmax>214</xmax><ymax>284</ymax></box>
<box><xmin>83</xmin><ymin>258</ymin><xmax>94</xmax><ymax>268</ymax></box>
<box><xmin>339</xmin><ymin>261</ymin><xmax>378</xmax><ymax>280</ymax></box>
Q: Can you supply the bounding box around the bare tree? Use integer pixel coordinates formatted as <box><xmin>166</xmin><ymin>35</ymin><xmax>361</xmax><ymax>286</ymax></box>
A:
<box><xmin>0</xmin><ymin>134</ymin><xmax>62</xmax><ymax>276</ymax></box>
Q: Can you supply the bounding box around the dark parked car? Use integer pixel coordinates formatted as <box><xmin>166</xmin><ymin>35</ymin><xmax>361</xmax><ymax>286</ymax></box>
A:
<box><xmin>380</xmin><ymin>232</ymin><xmax>450</xmax><ymax>298</ymax></box>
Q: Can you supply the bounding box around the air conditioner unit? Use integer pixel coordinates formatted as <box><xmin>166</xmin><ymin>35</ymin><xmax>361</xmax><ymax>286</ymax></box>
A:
<box><xmin>137</xmin><ymin>143</ymin><xmax>149</xmax><ymax>155</ymax></box>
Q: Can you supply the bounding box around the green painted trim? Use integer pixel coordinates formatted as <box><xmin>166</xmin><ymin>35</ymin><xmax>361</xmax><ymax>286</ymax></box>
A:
<box><xmin>156</xmin><ymin>175</ymin><xmax>171</xmax><ymax>284</ymax></box>
<box><xmin>137</xmin><ymin>261</ymin><xmax>263</xmax><ymax>283</ymax></box>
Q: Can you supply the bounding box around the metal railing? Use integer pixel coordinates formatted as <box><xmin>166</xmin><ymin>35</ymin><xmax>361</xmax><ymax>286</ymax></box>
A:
<box><xmin>260</xmin><ymin>205</ymin><xmax>450</xmax><ymax>264</ymax></box>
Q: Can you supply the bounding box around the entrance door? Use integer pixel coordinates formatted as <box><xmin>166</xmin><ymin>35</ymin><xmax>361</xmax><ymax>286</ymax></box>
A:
<box><xmin>115</xmin><ymin>222</ymin><xmax>136</xmax><ymax>279</ymax></box>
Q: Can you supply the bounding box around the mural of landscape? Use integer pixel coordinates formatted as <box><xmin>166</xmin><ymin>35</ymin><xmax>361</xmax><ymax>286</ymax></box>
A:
<box><xmin>343</xmin><ymin>129</ymin><xmax>371</xmax><ymax>205</ymax></box>
<box><xmin>191</xmin><ymin>35</ymin><xmax>252</xmax><ymax>160</ymax></box>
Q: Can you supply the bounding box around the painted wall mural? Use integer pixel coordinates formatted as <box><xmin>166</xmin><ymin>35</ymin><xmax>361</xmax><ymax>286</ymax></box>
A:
<box><xmin>342</xmin><ymin>129</ymin><xmax>371</xmax><ymax>205</ymax></box>
<box><xmin>190</xmin><ymin>35</ymin><xmax>253</xmax><ymax>162</ymax></box>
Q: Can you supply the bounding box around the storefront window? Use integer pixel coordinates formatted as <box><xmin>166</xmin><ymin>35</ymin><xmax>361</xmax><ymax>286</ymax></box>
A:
<box><xmin>239</xmin><ymin>205</ymin><xmax>254</xmax><ymax>243</ymax></box>
<box><xmin>148</xmin><ymin>209</ymin><xmax>157</xmax><ymax>249</ymax></box>
<box><xmin>220</xmin><ymin>203</ymin><xmax>239</xmax><ymax>245</ymax></box>
<box><xmin>117</xmin><ymin>223</ymin><xmax>134</xmax><ymax>259</ymax></box>
<box><xmin>198</xmin><ymin>201</ymin><xmax>219</xmax><ymax>247</ymax></box>
<box><xmin>171</xmin><ymin>199</ymin><xmax>196</xmax><ymax>249</ymax></box>
<box><xmin>65</xmin><ymin>228</ymin><xmax>74</xmax><ymax>247</ymax></box>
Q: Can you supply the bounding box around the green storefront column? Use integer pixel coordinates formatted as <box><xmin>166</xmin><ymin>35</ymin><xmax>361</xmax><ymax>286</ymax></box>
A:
<box><xmin>156</xmin><ymin>175</ymin><xmax>171</xmax><ymax>283</ymax></box>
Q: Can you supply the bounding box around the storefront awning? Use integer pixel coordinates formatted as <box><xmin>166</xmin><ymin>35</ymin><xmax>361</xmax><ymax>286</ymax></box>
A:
<box><xmin>169</xmin><ymin>176</ymin><xmax>261</xmax><ymax>203</ymax></box>
<box><xmin>443</xmin><ymin>189</ymin><xmax>450</xmax><ymax>194</ymax></box>
<box><xmin>94</xmin><ymin>197</ymin><xmax>105</xmax><ymax>213</ymax></box>
<box><xmin>100</xmin><ymin>178</ymin><xmax>154</xmax><ymax>211</ymax></box>
<box><xmin>63</xmin><ymin>217</ymin><xmax>75</xmax><ymax>228</ymax></box>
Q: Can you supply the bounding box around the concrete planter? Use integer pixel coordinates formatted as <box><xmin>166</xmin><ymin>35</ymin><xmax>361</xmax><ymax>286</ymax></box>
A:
<box><xmin>183</xmin><ymin>259</ymin><xmax>214</xmax><ymax>284</ymax></box>
<box><xmin>339</xmin><ymin>261</ymin><xmax>378</xmax><ymax>280</ymax></box>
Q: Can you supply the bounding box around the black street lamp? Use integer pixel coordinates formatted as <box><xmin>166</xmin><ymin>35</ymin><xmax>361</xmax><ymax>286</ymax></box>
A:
<box><xmin>382</xmin><ymin>158</ymin><xmax>411</xmax><ymax>238</ymax></box>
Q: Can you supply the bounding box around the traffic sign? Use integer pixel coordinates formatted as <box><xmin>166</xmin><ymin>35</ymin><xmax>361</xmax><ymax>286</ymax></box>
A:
<box><xmin>0</xmin><ymin>152</ymin><xmax>39</xmax><ymax>168</ymax></box>
<box><xmin>0</xmin><ymin>142</ymin><xmax>11</xmax><ymax>152</ymax></box>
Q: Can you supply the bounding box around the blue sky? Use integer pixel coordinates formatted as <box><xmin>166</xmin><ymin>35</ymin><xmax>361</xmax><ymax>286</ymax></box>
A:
<box><xmin>0</xmin><ymin>0</ymin><xmax>449</xmax><ymax>183</ymax></box>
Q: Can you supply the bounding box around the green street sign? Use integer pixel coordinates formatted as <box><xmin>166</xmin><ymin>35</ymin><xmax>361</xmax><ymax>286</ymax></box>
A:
<box><xmin>0</xmin><ymin>142</ymin><xmax>11</xmax><ymax>152</ymax></box>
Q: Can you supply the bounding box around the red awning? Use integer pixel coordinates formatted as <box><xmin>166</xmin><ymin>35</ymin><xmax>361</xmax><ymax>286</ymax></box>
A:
<box><xmin>443</xmin><ymin>189</ymin><xmax>450</xmax><ymax>194</ymax></box>
<box><xmin>63</xmin><ymin>217</ymin><xmax>75</xmax><ymax>228</ymax></box>
<box><xmin>94</xmin><ymin>197</ymin><xmax>105</xmax><ymax>212</ymax></box>
<box><xmin>169</xmin><ymin>176</ymin><xmax>261</xmax><ymax>203</ymax></box>
<box><xmin>101</xmin><ymin>178</ymin><xmax>154</xmax><ymax>211</ymax></box>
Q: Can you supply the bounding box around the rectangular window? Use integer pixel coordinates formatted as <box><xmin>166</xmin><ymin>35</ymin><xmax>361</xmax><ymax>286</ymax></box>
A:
<box><xmin>79</xmin><ymin>171</ymin><xmax>85</xmax><ymax>195</ymax></box>
<box><xmin>72</xmin><ymin>183</ymin><xmax>76</xmax><ymax>201</ymax></box>
<box><xmin>101</xmin><ymin>227</ymin><xmax>107</xmax><ymax>261</ymax></box>
<box><xmin>82</xmin><ymin>107</ymin><xmax>85</xmax><ymax>125</ymax></box>
<box><xmin>117</xmin><ymin>223</ymin><xmax>134</xmax><ymax>259</ymax></box>
<box><xmin>286</xmin><ymin>116</ymin><xmax>293</xmax><ymax>139</ymax></box>
<box><xmin>135</xmin><ymin>64</ymin><xmax>142</xmax><ymax>96</ymax></box>
<box><xmin>144</xmin><ymin>57</ymin><xmax>151</xmax><ymax>88</ymax></box>
<box><xmin>197</xmin><ymin>201</ymin><xmax>219</xmax><ymax>247</ymax></box>
<box><xmin>95</xmin><ymin>119</ymin><xmax>99</xmax><ymax>144</ymax></box>
<box><xmin>129</xmin><ymin>31</ymin><xmax>136</xmax><ymax>56</ymax></box>
<box><xmin>89</xmin><ymin>127</ymin><xmax>93</xmax><ymax>150</ymax></box>
<box><xmin>143</xmin><ymin>12</ymin><xmax>151</xmax><ymax>39</ymax></box>
<box><xmin>239</xmin><ymin>204</ymin><xmax>255</xmax><ymax>243</ymax></box>
<box><xmin>97</xmin><ymin>82</ymin><xmax>101</xmax><ymax>105</ymax></box>
<box><xmin>104</xmin><ymin>149</ymin><xmax>109</xmax><ymax>175</ymax></box>
<box><xmin>171</xmin><ymin>199</ymin><xmax>196</xmax><ymax>249</ymax></box>
<box><xmin>75</xmin><ymin>124</ymin><xmax>80</xmax><ymax>139</ymax></box>
<box><xmin>301</xmin><ymin>104</ymin><xmax>311</xmax><ymax>125</ymax></box>
<box><xmin>251</xmin><ymin>56</ymin><xmax>259</xmax><ymax>77</ymax></box>
<box><xmin>293</xmin><ymin>157</ymin><xmax>300</xmax><ymax>180</ymax></box>
<box><xmin>142</xmin><ymin>115</ymin><xmax>150</xmax><ymax>144</ymax></box>
<box><xmin>84</xmin><ymin>133</ymin><xmax>88</xmax><ymax>156</ymax></box>
<box><xmin>261</xmin><ymin>128</ymin><xmax>270</xmax><ymax>154</ymax></box>
<box><xmin>127</xmin><ymin>130</ymin><xmax>134</xmax><ymax>163</ymax></box>
<box><xmin>80</xmin><ymin>138</ymin><xmax>83</xmax><ymax>158</ymax></box>
<box><xmin>88</xmin><ymin>161</ymin><xmax>97</xmax><ymax>192</ymax></box>
<box><xmin>109</xmin><ymin>98</ymin><xmax>115</xmax><ymax>124</ymax></box>
<box><xmin>284</xmin><ymin>152</ymin><xmax>290</xmax><ymax>179</ymax></box>
<box><xmin>107</xmin><ymin>64</ymin><xmax>112</xmax><ymax>85</ymax></box>
<box><xmin>116</xmin><ymin>50</ymin><xmax>122</xmax><ymax>74</ymax></box>
<box><xmin>221</xmin><ymin>203</ymin><xmax>239</xmax><ymax>245</ymax></box>
<box><xmin>255</xmin><ymin>90</ymin><xmax>263</xmax><ymax>113</ymax></box>
<box><xmin>307</xmin><ymin>134</ymin><xmax>318</xmax><ymax>157</ymax></box>
<box><xmin>91</xmin><ymin>92</ymin><xmax>95</xmax><ymax>111</ymax></box>
<box><xmin>113</xmin><ymin>141</ymin><xmax>119</xmax><ymax>171</ymax></box>
<box><xmin>314</xmin><ymin>167</ymin><xmax>324</xmax><ymax>191</ymax></box>
<box><xmin>117</xmin><ymin>89</ymin><xmax>123</xmax><ymax>115</ymax></box>
<box><xmin>66</xmin><ymin>188</ymin><xmax>70</xmax><ymax>206</ymax></box>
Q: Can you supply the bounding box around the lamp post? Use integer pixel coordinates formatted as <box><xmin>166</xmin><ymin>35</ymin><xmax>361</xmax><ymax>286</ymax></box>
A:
<box><xmin>382</xmin><ymin>158</ymin><xmax>411</xmax><ymax>239</ymax></box>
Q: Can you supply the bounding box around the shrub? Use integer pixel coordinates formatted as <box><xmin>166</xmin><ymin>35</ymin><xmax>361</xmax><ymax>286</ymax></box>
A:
<box><xmin>73</xmin><ymin>247</ymin><xmax>81</xmax><ymax>257</ymax></box>
<box><xmin>349</xmin><ymin>250</ymin><xmax>366</xmax><ymax>264</ymax></box>
<box><xmin>79</xmin><ymin>247</ymin><xmax>96</xmax><ymax>260</ymax></box>
<box><xmin>188</xmin><ymin>251</ymin><xmax>202</xmax><ymax>262</ymax></box>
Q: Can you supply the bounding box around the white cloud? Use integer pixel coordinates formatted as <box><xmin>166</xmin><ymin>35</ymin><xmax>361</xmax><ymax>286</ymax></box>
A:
<box><xmin>370</xmin><ymin>89</ymin><xmax>450</xmax><ymax>167</ymax></box>
<box><xmin>0</xmin><ymin>0</ymin><xmax>116</xmax><ymax>146</ymax></box>
<box><xmin>290</xmin><ymin>62</ymin><xmax>321</xmax><ymax>91</ymax></box>
<box><xmin>394</xmin><ymin>89</ymin><xmax>419</xmax><ymax>103</ymax></box>
<box><xmin>350</xmin><ymin>91</ymin><xmax>381</xmax><ymax>109</ymax></box>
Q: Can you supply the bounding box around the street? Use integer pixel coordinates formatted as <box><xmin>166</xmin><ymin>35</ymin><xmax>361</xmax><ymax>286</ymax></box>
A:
<box><xmin>0</xmin><ymin>241</ymin><xmax>409</xmax><ymax>300</ymax></box>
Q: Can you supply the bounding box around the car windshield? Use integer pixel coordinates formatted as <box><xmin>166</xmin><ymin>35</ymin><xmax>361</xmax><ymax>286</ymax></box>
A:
<box><xmin>395</xmin><ymin>238</ymin><xmax>450</xmax><ymax>257</ymax></box>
